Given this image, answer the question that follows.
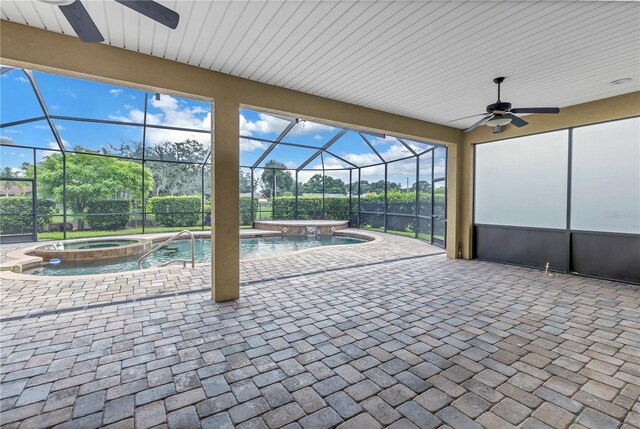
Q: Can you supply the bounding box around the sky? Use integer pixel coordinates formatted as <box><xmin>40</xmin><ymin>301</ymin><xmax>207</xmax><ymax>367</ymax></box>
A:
<box><xmin>1</xmin><ymin>68</ymin><xmax>444</xmax><ymax>183</ymax></box>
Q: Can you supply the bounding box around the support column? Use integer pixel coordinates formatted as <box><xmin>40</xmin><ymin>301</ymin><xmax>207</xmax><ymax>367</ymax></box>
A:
<box><xmin>456</xmin><ymin>140</ymin><xmax>474</xmax><ymax>259</ymax></box>
<box><xmin>212</xmin><ymin>97</ymin><xmax>240</xmax><ymax>301</ymax></box>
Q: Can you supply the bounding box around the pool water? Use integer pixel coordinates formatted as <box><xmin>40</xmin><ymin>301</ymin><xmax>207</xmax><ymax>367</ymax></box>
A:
<box><xmin>26</xmin><ymin>236</ymin><xmax>366</xmax><ymax>276</ymax></box>
<box><xmin>39</xmin><ymin>239</ymin><xmax>139</xmax><ymax>251</ymax></box>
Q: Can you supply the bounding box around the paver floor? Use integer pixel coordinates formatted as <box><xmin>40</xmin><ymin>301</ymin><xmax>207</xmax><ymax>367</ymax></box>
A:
<box><xmin>1</xmin><ymin>232</ymin><xmax>639</xmax><ymax>428</ymax></box>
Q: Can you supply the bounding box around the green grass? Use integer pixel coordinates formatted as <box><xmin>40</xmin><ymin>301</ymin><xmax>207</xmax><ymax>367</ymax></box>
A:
<box><xmin>38</xmin><ymin>225</ymin><xmax>254</xmax><ymax>240</ymax></box>
<box><xmin>39</xmin><ymin>226</ymin><xmax>207</xmax><ymax>240</ymax></box>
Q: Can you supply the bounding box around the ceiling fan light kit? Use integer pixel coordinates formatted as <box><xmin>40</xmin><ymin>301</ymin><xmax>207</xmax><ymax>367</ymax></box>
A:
<box><xmin>450</xmin><ymin>76</ymin><xmax>560</xmax><ymax>133</ymax></box>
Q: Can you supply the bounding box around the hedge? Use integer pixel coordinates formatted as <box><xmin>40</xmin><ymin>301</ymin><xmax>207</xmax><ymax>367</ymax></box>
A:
<box><xmin>239</xmin><ymin>196</ymin><xmax>257</xmax><ymax>226</ymax></box>
<box><xmin>0</xmin><ymin>196</ymin><xmax>55</xmax><ymax>235</ymax></box>
<box><xmin>272</xmin><ymin>196</ymin><xmax>350</xmax><ymax>220</ymax></box>
<box><xmin>86</xmin><ymin>200</ymin><xmax>131</xmax><ymax>230</ymax></box>
<box><xmin>147</xmin><ymin>196</ymin><xmax>202</xmax><ymax>227</ymax></box>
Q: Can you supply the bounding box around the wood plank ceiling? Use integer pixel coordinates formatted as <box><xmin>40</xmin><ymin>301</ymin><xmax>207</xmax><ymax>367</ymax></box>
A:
<box><xmin>2</xmin><ymin>1</ymin><xmax>639</xmax><ymax>128</ymax></box>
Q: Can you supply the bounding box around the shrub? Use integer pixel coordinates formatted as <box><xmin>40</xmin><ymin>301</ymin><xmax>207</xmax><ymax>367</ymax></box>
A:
<box><xmin>86</xmin><ymin>200</ymin><xmax>131</xmax><ymax>230</ymax></box>
<box><xmin>266</xmin><ymin>192</ymin><xmax>445</xmax><ymax>225</ymax></box>
<box><xmin>147</xmin><ymin>196</ymin><xmax>201</xmax><ymax>227</ymax></box>
<box><xmin>239</xmin><ymin>196</ymin><xmax>257</xmax><ymax>226</ymax></box>
<box><xmin>0</xmin><ymin>196</ymin><xmax>55</xmax><ymax>234</ymax></box>
<box><xmin>271</xmin><ymin>196</ymin><xmax>350</xmax><ymax>220</ymax></box>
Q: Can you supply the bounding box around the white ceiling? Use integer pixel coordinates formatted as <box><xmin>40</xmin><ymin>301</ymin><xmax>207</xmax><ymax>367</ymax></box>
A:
<box><xmin>2</xmin><ymin>1</ymin><xmax>639</xmax><ymax>129</ymax></box>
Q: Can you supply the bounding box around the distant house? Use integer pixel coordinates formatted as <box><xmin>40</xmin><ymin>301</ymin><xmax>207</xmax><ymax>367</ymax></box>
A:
<box><xmin>1</xmin><ymin>184</ymin><xmax>32</xmax><ymax>197</ymax></box>
<box><xmin>258</xmin><ymin>194</ymin><xmax>269</xmax><ymax>203</ymax></box>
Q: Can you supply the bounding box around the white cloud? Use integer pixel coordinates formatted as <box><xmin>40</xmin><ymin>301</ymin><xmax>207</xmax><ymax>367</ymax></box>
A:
<box><xmin>110</xmin><ymin>89</ymin><xmax>123</xmax><ymax>96</ymax></box>
<box><xmin>15</xmin><ymin>76</ymin><xmax>28</xmax><ymax>84</ymax></box>
<box><xmin>297</xmin><ymin>157</ymin><xmax>351</xmax><ymax>183</ymax></box>
<box><xmin>48</xmin><ymin>139</ymin><xmax>70</xmax><ymax>150</ymax></box>
<box><xmin>294</xmin><ymin>120</ymin><xmax>335</xmax><ymax>135</ymax></box>
<box><xmin>240</xmin><ymin>138</ymin><xmax>267</xmax><ymax>152</ymax></box>
<box><xmin>0</xmin><ymin>136</ymin><xmax>14</xmax><ymax>145</ymax></box>
<box><xmin>240</xmin><ymin>113</ymin><xmax>289</xmax><ymax>137</ymax></box>
<box><xmin>109</xmin><ymin>94</ymin><xmax>212</xmax><ymax>148</ymax></box>
<box><xmin>3</xmin><ymin>129</ymin><xmax>22</xmax><ymax>134</ymax></box>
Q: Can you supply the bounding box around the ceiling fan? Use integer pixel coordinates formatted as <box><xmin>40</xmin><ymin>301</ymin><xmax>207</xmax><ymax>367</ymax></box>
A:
<box><xmin>451</xmin><ymin>77</ymin><xmax>560</xmax><ymax>133</ymax></box>
<box><xmin>39</xmin><ymin>0</ymin><xmax>180</xmax><ymax>43</ymax></box>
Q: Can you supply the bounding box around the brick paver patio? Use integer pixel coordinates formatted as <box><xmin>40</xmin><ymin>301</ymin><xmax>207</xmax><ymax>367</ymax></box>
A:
<box><xmin>1</xmin><ymin>232</ymin><xmax>639</xmax><ymax>428</ymax></box>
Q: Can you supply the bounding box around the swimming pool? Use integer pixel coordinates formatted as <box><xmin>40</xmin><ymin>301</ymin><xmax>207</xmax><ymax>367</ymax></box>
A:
<box><xmin>25</xmin><ymin>235</ymin><xmax>367</xmax><ymax>276</ymax></box>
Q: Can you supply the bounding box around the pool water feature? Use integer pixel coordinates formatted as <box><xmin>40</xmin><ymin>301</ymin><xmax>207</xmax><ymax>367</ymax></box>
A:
<box><xmin>25</xmin><ymin>235</ymin><xmax>367</xmax><ymax>276</ymax></box>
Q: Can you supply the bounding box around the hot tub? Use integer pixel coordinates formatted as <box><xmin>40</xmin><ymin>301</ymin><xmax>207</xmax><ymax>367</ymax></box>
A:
<box><xmin>33</xmin><ymin>238</ymin><xmax>151</xmax><ymax>261</ymax></box>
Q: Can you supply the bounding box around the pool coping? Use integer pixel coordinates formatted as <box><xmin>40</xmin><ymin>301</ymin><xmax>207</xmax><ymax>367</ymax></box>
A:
<box><xmin>0</xmin><ymin>229</ymin><xmax>381</xmax><ymax>281</ymax></box>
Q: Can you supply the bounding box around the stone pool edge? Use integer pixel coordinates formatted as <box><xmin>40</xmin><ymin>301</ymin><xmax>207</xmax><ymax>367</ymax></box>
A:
<box><xmin>0</xmin><ymin>229</ymin><xmax>380</xmax><ymax>281</ymax></box>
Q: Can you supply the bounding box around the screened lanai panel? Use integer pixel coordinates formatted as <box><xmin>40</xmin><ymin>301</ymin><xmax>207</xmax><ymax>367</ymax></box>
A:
<box><xmin>323</xmin><ymin>169</ymin><xmax>350</xmax><ymax>220</ymax></box>
<box><xmin>418</xmin><ymin>150</ymin><xmax>433</xmax><ymax>216</ymax></box>
<box><xmin>282</xmin><ymin>120</ymin><xmax>341</xmax><ymax>147</ymax></box>
<box><xmin>297</xmin><ymin>170</ymin><xmax>323</xmax><ymax>220</ymax></box>
<box><xmin>328</xmin><ymin>131</ymin><xmax>381</xmax><ymax>168</ymax></box>
<box><xmin>33</xmin><ymin>71</ymin><xmax>146</xmax><ymax>121</ymax></box>
<box><xmin>360</xmin><ymin>165</ymin><xmax>385</xmax><ymax>213</ymax></box>
<box><xmin>147</xmin><ymin>93</ymin><xmax>211</xmax><ymax>130</ymax></box>
<box><xmin>434</xmin><ymin>147</ymin><xmax>447</xmax><ymax>180</ymax></box>
<box><xmin>318</xmin><ymin>155</ymin><xmax>350</xmax><ymax>170</ymax></box>
<box><xmin>433</xmin><ymin>181</ymin><xmax>446</xmax><ymax>246</ymax></box>
<box><xmin>0</xmin><ymin>69</ymin><xmax>43</xmax><ymax>125</ymax></box>
<box><xmin>239</xmin><ymin>167</ymin><xmax>254</xmax><ymax>227</ymax></box>
<box><xmin>402</xmin><ymin>138</ymin><xmax>435</xmax><ymax>154</ymax></box>
<box><xmin>240</xmin><ymin>109</ymin><xmax>292</xmax><ymax>141</ymax></box>
<box><xmin>53</xmin><ymin>119</ymin><xmax>143</xmax><ymax>155</ymax></box>
<box><xmin>34</xmin><ymin>150</ymin><xmax>62</xmax><ymax>216</ymax></box>
<box><xmin>1</xmin><ymin>146</ymin><xmax>32</xmax><ymax>177</ymax></box>
<box><xmin>145</xmin><ymin>160</ymin><xmax>203</xmax><ymax>230</ymax></box>
<box><xmin>364</xmin><ymin>135</ymin><xmax>414</xmax><ymax>162</ymax></box>
<box><xmin>145</xmin><ymin>161</ymin><xmax>202</xmax><ymax>199</ymax></box>
<box><xmin>145</xmin><ymin>128</ymin><xmax>211</xmax><ymax>163</ymax></box>
<box><xmin>273</xmin><ymin>168</ymin><xmax>296</xmax><ymax>220</ymax></box>
<box><xmin>240</xmin><ymin>137</ymin><xmax>268</xmax><ymax>166</ymax></box>
<box><xmin>387</xmin><ymin>158</ymin><xmax>417</xmax><ymax>197</ymax></box>
<box><xmin>0</xmin><ymin>121</ymin><xmax>60</xmax><ymax>150</ymax></box>
<box><xmin>257</xmin><ymin>144</ymin><xmax>317</xmax><ymax>169</ymax></box>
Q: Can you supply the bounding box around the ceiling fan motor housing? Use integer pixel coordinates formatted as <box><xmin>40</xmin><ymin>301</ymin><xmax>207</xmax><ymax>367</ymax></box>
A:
<box><xmin>486</xmin><ymin>102</ymin><xmax>511</xmax><ymax>113</ymax></box>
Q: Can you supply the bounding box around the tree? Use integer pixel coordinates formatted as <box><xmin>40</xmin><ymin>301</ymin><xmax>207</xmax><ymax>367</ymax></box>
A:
<box><xmin>107</xmin><ymin>139</ymin><xmax>208</xmax><ymax>197</ymax></box>
<box><xmin>299</xmin><ymin>174</ymin><xmax>347</xmax><ymax>195</ymax></box>
<box><xmin>1</xmin><ymin>167</ymin><xmax>17</xmax><ymax>178</ymax></box>
<box><xmin>240</xmin><ymin>170</ymin><xmax>255</xmax><ymax>194</ymax></box>
<box><xmin>300</xmin><ymin>174</ymin><xmax>323</xmax><ymax>194</ymax></box>
<box><xmin>36</xmin><ymin>148</ymin><xmax>153</xmax><ymax>214</ymax></box>
<box><xmin>411</xmin><ymin>180</ymin><xmax>432</xmax><ymax>193</ymax></box>
<box><xmin>352</xmin><ymin>179</ymin><xmax>400</xmax><ymax>194</ymax></box>
<box><xmin>260</xmin><ymin>160</ymin><xmax>293</xmax><ymax>198</ymax></box>
<box><xmin>324</xmin><ymin>175</ymin><xmax>347</xmax><ymax>194</ymax></box>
